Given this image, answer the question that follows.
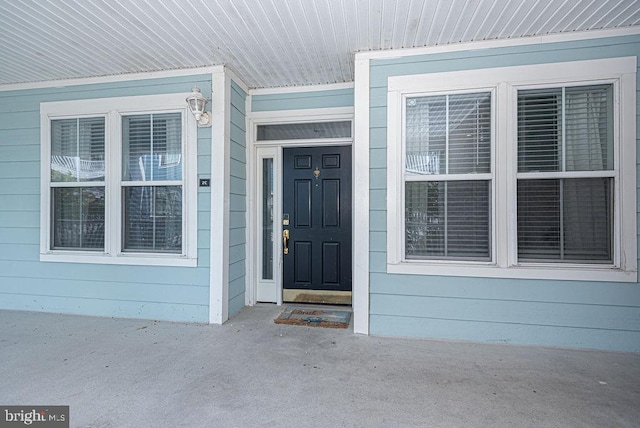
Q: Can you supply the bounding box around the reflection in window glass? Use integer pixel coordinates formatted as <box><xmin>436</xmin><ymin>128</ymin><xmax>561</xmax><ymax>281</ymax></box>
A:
<box><xmin>406</xmin><ymin>181</ymin><xmax>491</xmax><ymax>260</ymax></box>
<box><xmin>52</xmin><ymin>187</ymin><xmax>105</xmax><ymax>250</ymax></box>
<box><xmin>262</xmin><ymin>159</ymin><xmax>274</xmax><ymax>280</ymax></box>
<box><xmin>121</xmin><ymin>113</ymin><xmax>184</xmax><ymax>254</ymax></box>
<box><xmin>257</xmin><ymin>121</ymin><xmax>351</xmax><ymax>141</ymax></box>
<box><xmin>122</xmin><ymin>113</ymin><xmax>182</xmax><ymax>181</ymax></box>
<box><xmin>51</xmin><ymin>117</ymin><xmax>105</xmax><ymax>182</ymax></box>
<box><xmin>404</xmin><ymin>92</ymin><xmax>492</xmax><ymax>261</ymax></box>
<box><xmin>406</xmin><ymin>93</ymin><xmax>491</xmax><ymax>175</ymax></box>
<box><xmin>123</xmin><ymin>186</ymin><xmax>182</xmax><ymax>253</ymax></box>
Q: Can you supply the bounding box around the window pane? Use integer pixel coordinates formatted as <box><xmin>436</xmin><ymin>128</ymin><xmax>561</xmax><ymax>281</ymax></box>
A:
<box><xmin>256</xmin><ymin>121</ymin><xmax>351</xmax><ymax>140</ymax></box>
<box><xmin>406</xmin><ymin>93</ymin><xmax>491</xmax><ymax>175</ymax></box>
<box><xmin>406</xmin><ymin>96</ymin><xmax>446</xmax><ymax>174</ymax></box>
<box><xmin>517</xmin><ymin>179</ymin><xmax>560</xmax><ymax>259</ymax></box>
<box><xmin>262</xmin><ymin>159</ymin><xmax>274</xmax><ymax>280</ymax></box>
<box><xmin>52</xmin><ymin>187</ymin><xmax>105</xmax><ymax>250</ymax></box>
<box><xmin>517</xmin><ymin>178</ymin><xmax>612</xmax><ymax>262</ymax></box>
<box><xmin>123</xmin><ymin>186</ymin><xmax>182</xmax><ymax>253</ymax></box>
<box><xmin>448</xmin><ymin>93</ymin><xmax>491</xmax><ymax>174</ymax></box>
<box><xmin>517</xmin><ymin>88</ymin><xmax>561</xmax><ymax>172</ymax></box>
<box><xmin>565</xmin><ymin>85</ymin><xmax>613</xmax><ymax>171</ymax></box>
<box><xmin>518</xmin><ymin>85</ymin><xmax>613</xmax><ymax>172</ymax></box>
<box><xmin>406</xmin><ymin>181</ymin><xmax>490</xmax><ymax>260</ymax></box>
<box><xmin>122</xmin><ymin>113</ymin><xmax>182</xmax><ymax>181</ymax></box>
<box><xmin>51</xmin><ymin>118</ymin><xmax>105</xmax><ymax>182</ymax></box>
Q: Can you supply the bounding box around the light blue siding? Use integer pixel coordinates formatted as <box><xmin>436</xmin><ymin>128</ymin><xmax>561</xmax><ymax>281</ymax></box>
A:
<box><xmin>0</xmin><ymin>74</ymin><xmax>212</xmax><ymax>322</ymax></box>
<box><xmin>228</xmin><ymin>80</ymin><xmax>247</xmax><ymax>316</ymax></box>
<box><xmin>0</xmin><ymin>195</ymin><xmax>39</xmax><ymax>211</ymax></box>
<box><xmin>368</xmin><ymin>35</ymin><xmax>640</xmax><ymax>352</ymax></box>
<box><xmin>370</xmin><ymin>315</ymin><xmax>640</xmax><ymax>351</ymax></box>
<box><xmin>251</xmin><ymin>87</ymin><xmax>354</xmax><ymax>111</ymax></box>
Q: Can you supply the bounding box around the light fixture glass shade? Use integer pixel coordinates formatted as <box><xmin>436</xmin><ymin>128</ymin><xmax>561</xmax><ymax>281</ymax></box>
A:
<box><xmin>186</xmin><ymin>86</ymin><xmax>208</xmax><ymax>121</ymax></box>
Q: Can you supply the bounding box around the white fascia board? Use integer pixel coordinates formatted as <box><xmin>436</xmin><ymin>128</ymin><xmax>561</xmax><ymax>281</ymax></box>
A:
<box><xmin>355</xmin><ymin>27</ymin><xmax>640</xmax><ymax>61</ymax></box>
<box><xmin>0</xmin><ymin>66</ymin><xmax>223</xmax><ymax>93</ymax></box>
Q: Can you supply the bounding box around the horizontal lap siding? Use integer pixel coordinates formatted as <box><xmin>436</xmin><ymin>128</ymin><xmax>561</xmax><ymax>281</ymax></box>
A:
<box><xmin>368</xmin><ymin>35</ymin><xmax>640</xmax><ymax>351</ymax></box>
<box><xmin>251</xmin><ymin>87</ymin><xmax>354</xmax><ymax>111</ymax></box>
<box><xmin>0</xmin><ymin>75</ymin><xmax>212</xmax><ymax>323</ymax></box>
<box><xmin>229</xmin><ymin>80</ymin><xmax>247</xmax><ymax>316</ymax></box>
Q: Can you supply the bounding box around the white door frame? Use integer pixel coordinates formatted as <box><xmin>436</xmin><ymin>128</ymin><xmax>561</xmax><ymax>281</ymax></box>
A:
<box><xmin>247</xmin><ymin>107</ymin><xmax>355</xmax><ymax>310</ymax></box>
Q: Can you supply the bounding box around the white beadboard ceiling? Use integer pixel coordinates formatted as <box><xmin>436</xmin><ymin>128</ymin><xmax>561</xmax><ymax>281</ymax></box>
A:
<box><xmin>0</xmin><ymin>0</ymin><xmax>639</xmax><ymax>89</ymax></box>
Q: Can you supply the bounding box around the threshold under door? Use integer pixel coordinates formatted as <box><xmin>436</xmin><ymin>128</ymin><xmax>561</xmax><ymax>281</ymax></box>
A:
<box><xmin>283</xmin><ymin>289</ymin><xmax>352</xmax><ymax>305</ymax></box>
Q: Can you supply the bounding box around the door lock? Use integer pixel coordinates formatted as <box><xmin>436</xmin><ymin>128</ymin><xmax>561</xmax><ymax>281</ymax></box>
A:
<box><xmin>283</xmin><ymin>229</ymin><xmax>290</xmax><ymax>255</ymax></box>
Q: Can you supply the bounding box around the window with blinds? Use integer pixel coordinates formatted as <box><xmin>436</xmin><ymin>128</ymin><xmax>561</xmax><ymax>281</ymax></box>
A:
<box><xmin>517</xmin><ymin>84</ymin><xmax>614</xmax><ymax>262</ymax></box>
<box><xmin>404</xmin><ymin>92</ymin><xmax>492</xmax><ymax>261</ymax></box>
<box><xmin>388</xmin><ymin>58</ymin><xmax>635</xmax><ymax>279</ymax></box>
<box><xmin>50</xmin><ymin>117</ymin><xmax>105</xmax><ymax>250</ymax></box>
<box><xmin>41</xmin><ymin>93</ymin><xmax>197</xmax><ymax>266</ymax></box>
<box><xmin>122</xmin><ymin>113</ymin><xmax>183</xmax><ymax>253</ymax></box>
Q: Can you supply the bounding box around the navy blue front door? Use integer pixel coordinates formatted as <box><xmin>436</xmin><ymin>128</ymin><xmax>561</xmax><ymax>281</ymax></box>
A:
<box><xmin>282</xmin><ymin>146</ymin><xmax>352</xmax><ymax>294</ymax></box>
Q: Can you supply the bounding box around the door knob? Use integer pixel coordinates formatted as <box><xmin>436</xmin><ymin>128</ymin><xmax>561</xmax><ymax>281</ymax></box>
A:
<box><xmin>283</xmin><ymin>229</ymin><xmax>290</xmax><ymax>255</ymax></box>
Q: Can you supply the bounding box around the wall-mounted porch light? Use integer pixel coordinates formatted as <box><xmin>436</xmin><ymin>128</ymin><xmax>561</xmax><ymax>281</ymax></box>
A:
<box><xmin>186</xmin><ymin>86</ymin><xmax>211</xmax><ymax>127</ymax></box>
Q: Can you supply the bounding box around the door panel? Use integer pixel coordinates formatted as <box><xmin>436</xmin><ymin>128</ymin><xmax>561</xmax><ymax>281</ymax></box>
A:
<box><xmin>322</xmin><ymin>242</ymin><xmax>341</xmax><ymax>285</ymax></box>
<box><xmin>322</xmin><ymin>180</ymin><xmax>340</xmax><ymax>227</ymax></box>
<box><xmin>283</xmin><ymin>146</ymin><xmax>352</xmax><ymax>295</ymax></box>
<box><xmin>294</xmin><ymin>180</ymin><xmax>312</xmax><ymax>227</ymax></box>
<box><xmin>294</xmin><ymin>241</ymin><xmax>312</xmax><ymax>284</ymax></box>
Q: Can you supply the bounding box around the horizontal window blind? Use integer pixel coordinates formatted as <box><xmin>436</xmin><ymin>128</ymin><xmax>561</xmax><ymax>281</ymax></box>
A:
<box><xmin>518</xmin><ymin>85</ymin><xmax>613</xmax><ymax>172</ymax></box>
<box><xmin>121</xmin><ymin>113</ymin><xmax>183</xmax><ymax>254</ymax></box>
<box><xmin>406</xmin><ymin>181</ymin><xmax>491</xmax><ymax>260</ymax></box>
<box><xmin>122</xmin><ymin>113</ymin><xmax>182</xmax><ymax>181</ymax></box>
<box><xmin>123</xmin><ymin>186</ymin><xmax>182</xmax><ymax>253</ymax></box>
<box><xmin>404</xmin><ymin>92</ymin><xmax>492</xmax><ymax>261</ymax></box>
<box><xmin>517</xmin><ymin>84</ymin><xmax>614</xmax><ymax>263</ymax></box>
<box><xmin>517</xmin><ymin>178</ymin><xmax>612</xmax><ymax>262</ymax></box>
<box><xmin>50</xmin><ymin>117</ymin><xmax>105</xmax><ymax>250</ymax></box>
<box><xmin>51</xmin><ymin>117</ymin><xmax>105</xmax><ymax>182</ymax></box>
<box><xmin>406</xmin><ymin>92</ymin><xmax>491</xmax><ymax>175</ymax></box>
<box><xmin>52</xmin><ymin>187</ymin><xmax>105</xmax><ymax>250</ymax></box>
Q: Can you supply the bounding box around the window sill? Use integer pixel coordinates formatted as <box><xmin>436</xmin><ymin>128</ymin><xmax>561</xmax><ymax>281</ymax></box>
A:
<box><xmin>40</xmin><ymin>252</ymin><xmax>198</xmax><ymax>267</ymax></box>
<box><xmin>387</xmin><ymin>261</ymin><xmax>637</xmax><ymax>283</ymax></box>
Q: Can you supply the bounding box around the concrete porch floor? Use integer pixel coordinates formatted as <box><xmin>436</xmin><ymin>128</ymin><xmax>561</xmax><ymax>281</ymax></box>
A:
<box><xmin>1</xmin><ymin>305</ymin><xmax>639</xmax><ymax>428</ymax></box>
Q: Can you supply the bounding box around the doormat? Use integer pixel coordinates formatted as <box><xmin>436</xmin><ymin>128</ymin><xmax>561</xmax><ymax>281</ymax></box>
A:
<box><xmin>274</xmin><ymin>307</ymin><xmax>351</xmax><ymax>329</ymax></box>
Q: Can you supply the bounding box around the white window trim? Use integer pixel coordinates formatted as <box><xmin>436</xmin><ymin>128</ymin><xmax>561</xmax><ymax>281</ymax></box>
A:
<box><xmin>387</xmin><ymin>57</ymin><xmax>637</xmax><ymax>282</ymax></box>
<box><xmin>40</xmin><ymin>93</ymin><xmax>198</xmax><ymax>267</ymax></box>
